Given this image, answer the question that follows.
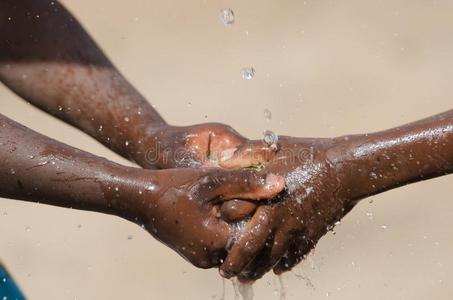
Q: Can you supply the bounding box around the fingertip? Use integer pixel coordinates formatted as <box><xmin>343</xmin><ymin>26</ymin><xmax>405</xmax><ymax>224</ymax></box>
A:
<box><xmin>250</xmin><ymin>173</ymin><xmax>285</xmax><ymax>199</ymax></box>
<box><xmin>264</xmin><ymin>173</ymin><xmax>285</xmax><ymax>194</ymax></box>
<box><xmin>219</xmin><ymin>267</ymin><xmax>234</xmax><ymax>279</ymax></box>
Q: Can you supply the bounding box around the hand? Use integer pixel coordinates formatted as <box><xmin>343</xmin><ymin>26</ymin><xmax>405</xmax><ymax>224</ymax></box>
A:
<box><xmin>140</xmin><ymin>123</ymin><xmax>275</xmax><ymax>169</ymax></box>
<box><xmin>118</xmin><ymin>167</ymin><xmax>285</xmax><ymax>269</ymax></box>
<box><xmin>219</xmin><ymin>137</ymin><xmax>349</xmax><ymax>281</ymax></box>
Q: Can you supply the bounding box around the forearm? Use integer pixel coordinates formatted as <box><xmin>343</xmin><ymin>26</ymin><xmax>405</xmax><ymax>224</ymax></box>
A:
<box><xmin>0</xmin><ymin>113</ymin><xmax>145</xmax><ymax>217</ymax></box>
<box><xmin>330</xmin><ymin>110</ymin><xmax>453</xmax><ymax>201</ymax></box>
<box><xmin>0</xmin><ymin>0</ymin><xmax>166</xmax><ymax>164</ymax></box>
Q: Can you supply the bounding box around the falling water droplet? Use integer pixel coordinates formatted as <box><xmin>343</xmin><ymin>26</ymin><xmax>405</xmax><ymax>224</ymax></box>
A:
<box><xmin>241</xmin><ymin>67</ymin><xmax>255</xmax><ymax>80</ymax></box>
<box><xmin>263</xmin><ymin>130</ymin><xmax>278</xmax><ymax>146</ymax></box>
<box><xmin>220</xmin><ymin>9</ymin><xmax>235</xmax><ymax>26</ymax></box>
<box><xmin>264</xmin><ymin>109</ymin><xmax>272</xmax><ymax>121</ymax></box>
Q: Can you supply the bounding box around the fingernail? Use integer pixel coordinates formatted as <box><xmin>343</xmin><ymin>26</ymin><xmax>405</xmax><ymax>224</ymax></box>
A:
<box><xmin>265</xmin><ymin>173</ymin><xmax>281</xmax><ymax>190</ymax></box>
<box><xmin>219</xmin><ymin>268</ymin><xmax>233</xmax><ymax>279</ymax></box>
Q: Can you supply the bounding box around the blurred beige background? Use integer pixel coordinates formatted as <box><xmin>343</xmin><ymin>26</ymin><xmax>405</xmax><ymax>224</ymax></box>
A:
<box><xmin>1</xmin><ymin>0</ymin><xmax>453</xmax><ymax>299</ymax></box>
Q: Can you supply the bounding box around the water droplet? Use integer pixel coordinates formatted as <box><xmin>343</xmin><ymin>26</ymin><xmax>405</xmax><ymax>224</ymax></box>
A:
<box><xmin>263</xmin><ymin>130</ymin><xmax>278</xmax><ymax>146</ymax></box>
<box><xmin>264</xmin><ymin>109</ymin><xmax>272</xmax><ymax>121</ymax></box>
<box><xmin>124</xmin><ymin>117</ymin><xmax>130</xmax><ymax>122</ymax></box>
<box><xmin>25</xmin><ymin>226</ymin><xmax>31</xmax><ymax>232</ymax></box>
<box><xmin>145</xmin><ymin>185</ymin><xmax>156</xmax><ymax>192</ymax></box>
<box><xmin>241</xmin><ymin>67</ymin><xmax>255</xmax><ymax>80</ymax></box>
<box><xmin>9</xmin><ymin>168</ymin><xmax>15</xmax><ymax>175</ymax></box>
<box><xmin>381</xmin><ymin>224</ymin><xmax>388</xmax><ymax>230</ymax></box>
<box><xmin>125</xmin><ymin>141</ymin><xmax>129</xmax><ymax>146</ymax></box>
<box><xmin>220</xmin><ymin>9</ymin><xmax>235</xmax><ymax>26</ymax></box>
<box><xmin>2</xmin><ymin>277</ymin><xmax>7</xmax><ymax>283</ymax></box>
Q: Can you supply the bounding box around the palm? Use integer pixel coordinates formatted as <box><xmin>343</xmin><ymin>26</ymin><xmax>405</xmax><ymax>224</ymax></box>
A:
<box><xmin>144</xmin><ymin>123</ymin><xmax>246</xmax><ymax>169</ymax></box>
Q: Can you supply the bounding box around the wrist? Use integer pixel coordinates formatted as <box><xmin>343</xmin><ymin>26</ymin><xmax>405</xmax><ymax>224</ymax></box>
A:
<box><xmin>133</xmin><ymin>124</ymin><xmax>173</xmax><ymax>168</ymax></box>
<box><xmin>105</xmin><ymin>167</ymin><xmax>160</xmax><ymax>221</ymax></box>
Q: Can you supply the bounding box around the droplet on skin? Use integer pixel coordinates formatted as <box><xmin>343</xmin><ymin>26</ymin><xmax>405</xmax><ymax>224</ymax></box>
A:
<box><xmin>241</xmin><ymin>67</ymin><xmax>255</xmax><ymax>80</ymax></box>
<box><xmin>145</xmin><ymin>184</ymin><xmax>156</xmax><ymax>192</ymax></box>
<box><xmin>220</xmin><ymin>9</ymin><xmax>235</xmax><ymax>26</ymax></box>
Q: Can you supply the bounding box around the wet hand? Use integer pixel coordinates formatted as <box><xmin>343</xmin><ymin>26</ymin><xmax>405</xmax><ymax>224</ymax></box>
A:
<box><xmin>142</xmin><ymin>123</ymin><xmax>275</xmax><ymax>169</ymax></box>
<box><xmin>219</xmin><ymin>137</ymin><xmax>349</xmax><ymax>282</ymax></box>
<box><xmin>126</xmin><ymin>167</ymin><xmax>285</xmax><ymax>268</ymax></box>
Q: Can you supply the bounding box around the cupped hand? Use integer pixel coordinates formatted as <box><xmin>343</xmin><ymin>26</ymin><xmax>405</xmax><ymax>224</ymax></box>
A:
<box><xmin>122</xmin><ymin>167</ymin><xmax>285</xmax><ymax>269</ymax></box>
<box><xmin>218</xmin><ymin>136</ymin><xmax>351</xmax><ymax>282</ymax></box>
<box><xmin>141</xmin><ymin>123</ymin><xmax>275</xmax><ymax>169</ymax></box>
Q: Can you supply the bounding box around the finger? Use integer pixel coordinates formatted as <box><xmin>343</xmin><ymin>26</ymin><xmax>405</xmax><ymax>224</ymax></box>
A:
<box><xmin>220</xmin><ymin>200</ymin><xmax>257</xmax><ymax>223</ymax></box>
<box><xmin>219</xmin><ymin>206</ymin><xmax>273</xmax><ymax>278</ymax></box>
<box><xmin>237</xmin><ymin>230</ymin><xmax>292</xmax><ymax>283</ymax></box>
<box><xmin>220</xmin><ymin>140</ymin><xmax>277</xmax><ymax>169</ymax></box>
<box><xmin>201</xmin><ymin>169</ymin><xmax>285</xmax><ymax>201</ymax></box>
<box><xmin>273</xmin><ymin>235</ymin><xmax>313</xmax><ymax>275</ymax></box>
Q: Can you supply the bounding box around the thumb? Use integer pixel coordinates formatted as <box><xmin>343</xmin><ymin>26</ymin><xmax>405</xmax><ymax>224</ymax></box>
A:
<box><xmin>219</xmin><ymin>140</ymin><xmax>278</xmax><ymax>169</ymax></box>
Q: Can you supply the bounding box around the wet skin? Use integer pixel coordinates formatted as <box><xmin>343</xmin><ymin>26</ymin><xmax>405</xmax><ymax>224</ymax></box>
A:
<box><xmin>0</xmin><ymin>114</ymin><xmax>285</xmax><ymax>269</ymax></box>
<box><xmin>218</xmin><ymin>110</ymin><xmax>453</xmax><ymax>281</ymax></box>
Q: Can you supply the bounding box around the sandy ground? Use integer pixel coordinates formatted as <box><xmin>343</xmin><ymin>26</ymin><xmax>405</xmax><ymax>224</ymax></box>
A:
<box><xmin>1</xmin><ymin>0</ymin><xmax>453</xmax><ymax>299</ymax></box>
